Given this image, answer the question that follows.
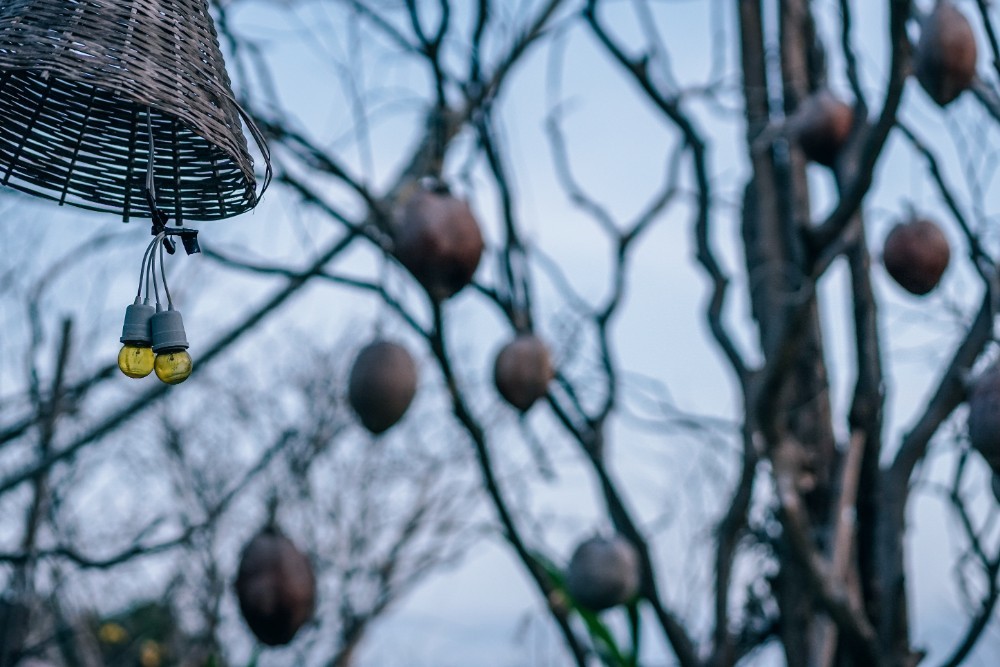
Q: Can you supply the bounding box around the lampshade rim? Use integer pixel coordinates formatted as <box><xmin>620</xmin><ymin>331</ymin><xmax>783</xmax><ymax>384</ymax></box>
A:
<box><xmin>0</xmin><ymin>66</ymin><xmax>265</xmax><ymax>221</ymax></box>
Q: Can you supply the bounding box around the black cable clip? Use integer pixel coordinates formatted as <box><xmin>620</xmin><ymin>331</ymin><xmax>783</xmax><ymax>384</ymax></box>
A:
<box><xmin>145</xmin><ymin>189</ymin><xmax>200</xmax><ymax>256</ymax></box>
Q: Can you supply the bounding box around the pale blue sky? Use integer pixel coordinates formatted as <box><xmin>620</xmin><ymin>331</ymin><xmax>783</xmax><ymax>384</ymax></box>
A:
<box><xmin>2</xmin><ymin>1</ymin><xmax>1000</xmax><ymax>665</ymax></box>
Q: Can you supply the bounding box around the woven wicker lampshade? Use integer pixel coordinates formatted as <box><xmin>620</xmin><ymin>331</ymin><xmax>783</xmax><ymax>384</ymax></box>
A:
<box><xmin>0</xmin><ymin>0</ymin><xmax>270</xmax><ymax>222</ymax></box>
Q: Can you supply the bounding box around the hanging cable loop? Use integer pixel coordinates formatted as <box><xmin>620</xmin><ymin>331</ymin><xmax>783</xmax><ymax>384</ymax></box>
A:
<box><xmin>158</xmin><ymin>235</ymin><xmax>173</xmax><ymax>310</ymax></box>
<box><xmin>141</xmin><ymin>108</ymin><xmax>202</xmax><ymax>254</ymax></box>
<box><xmin>148</xmin><ymin>234</ymin><xmax>163</xmax><ymax>307</ymax></box>
<box><xmin>136</xmin><ymin>233</ymin><xmax>162</xmax><ymax>300</ymax></box>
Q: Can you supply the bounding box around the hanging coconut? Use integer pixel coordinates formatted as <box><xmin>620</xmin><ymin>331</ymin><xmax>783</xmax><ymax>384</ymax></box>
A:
<box><xmin>881</xmin><ymin>217</ymin><xmax>950</xmax><ymax>295</ymax></box>
<box><xmin>968</xmin><ymin>361</ymin><xmax>1000</xmax><ymax>473</ymax></box>
<box><xmin>348</xmin><ymin>340</ymin><xmax>419</xmax><ymax>434</ymax></box>
<box><xmin>565</xmin><ymin>535</ymin><xmax>640</xmax><ymax>612</ymax></box>
<box><xmin>493</xmin><ymin>334</ymin><xmax>554</xmax><ymax>412</ymax></box>
<box><xmin>793</xmin><ymin>91</ymin><xmax>854</xmax><ymax>167</ymax></box>
<box><xmin>915</xmin><ymin>1</ymin><xmax>978</xmax><ymax>107</ymax></box>
<box><xmin>395</xmin><ymin>183</ymin><xmax>484</xmax><ymax>301</ymax></box>
<box><xmin>235</xmin><ymin>526</ymin><xmax>316</xmax><ymax>647</ymax></box>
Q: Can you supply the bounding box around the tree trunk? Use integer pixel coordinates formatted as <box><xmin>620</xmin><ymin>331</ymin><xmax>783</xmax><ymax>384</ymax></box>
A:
<box><xmin>739</xmin><ymin>1</ymin><xmax>839</xmax><ymax>664</ymax></box>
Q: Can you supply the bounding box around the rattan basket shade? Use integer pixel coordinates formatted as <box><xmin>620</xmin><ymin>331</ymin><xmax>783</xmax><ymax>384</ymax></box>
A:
<box><xmin>0</xmin><ymin>0</ymin><xmax>268</xmax><ymax>222</ymax></box>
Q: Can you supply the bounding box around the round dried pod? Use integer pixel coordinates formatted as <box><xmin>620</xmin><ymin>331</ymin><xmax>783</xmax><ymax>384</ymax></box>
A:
<box><xmin>969</xmin><ymin>362</ymin><xmax>1000</xmax><ymax>473</ymax></box>
<box><xmin>565</xmin><ymin>535</ymin><xmax>640</xmax><ymax>612</ymax></box>
<box><xmin>881</xmin><ymin>217</ymin><xmax>950</xmax><ymax>295</ymax></box>
<box><xmin>915</xmin><ymin>1</ymin><xmax>978</xmax><ymax>107</ymax></box>
<box><xmin>348</xmin><ymin>340</ymin><xmax>418</xmax><ymax>435</ymax></box>
<box><xmin>793</xmin><ymin>91</ymin><xmax>854</xmax><ymax>167</ymax></box>
<box><xmin>395</xmin><ymin>185</ymin><xmax>484</xmax><ymax>301</ymax></box>
<box><xmin>493</xmin><ymin>334</ymin><xmax>554</xmax><ymax>412</ymax></box>
<box><xmin>235</xmin><ymin>526</ymin><xmax>316</xmax><ymax>646</ymax></box>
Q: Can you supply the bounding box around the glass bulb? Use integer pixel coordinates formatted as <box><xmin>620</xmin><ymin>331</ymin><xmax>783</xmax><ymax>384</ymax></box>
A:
<box><xmin>154</xmin><ymin>350</ymin><xmax>193</xmax><ymax>385</ymax></box>
<box><xmin>118</xmin><ymin>344</ymin><xmax>154</xmax><ymax>378</ymax></box>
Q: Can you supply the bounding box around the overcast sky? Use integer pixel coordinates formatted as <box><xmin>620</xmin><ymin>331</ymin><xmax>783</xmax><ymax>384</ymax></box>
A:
<box><xmin>3</xmin><ymin>1</ymin><xmax>1000</xmax><ymax>665</ymax></box>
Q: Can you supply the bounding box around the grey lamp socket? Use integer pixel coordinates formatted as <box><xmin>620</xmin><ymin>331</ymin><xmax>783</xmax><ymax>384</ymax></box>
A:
<box><xmin>120</xmin><ymin>301</ymin><xmax>155</xmax><ymax>345</ymax></box>
<box><xmin>151</xmin><ymin>308</ymin><xmax>190</xmax><ymax>353</ymax></box>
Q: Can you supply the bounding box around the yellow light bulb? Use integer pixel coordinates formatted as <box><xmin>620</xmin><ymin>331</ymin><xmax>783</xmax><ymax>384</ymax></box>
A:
<box><xmin>154</xmin><ymin>350</ymin><xmax>193</xmax><ymax>385</ymax></box>
<box><xmin>118</xmin><ymin>344</ymin><xmax>154</xmax><ymax>378</ymax></box>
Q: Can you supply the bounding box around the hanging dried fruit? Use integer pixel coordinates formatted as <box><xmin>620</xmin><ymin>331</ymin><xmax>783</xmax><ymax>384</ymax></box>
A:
<box><xmin>565</xmin><ymin>535</ymin><xmax>640</xmax><ymax>612</ymax></box>
<box><xmin>235</xmin><ymin>526</ymin><xmax>316</xmax><ymax>646</ymax></box>
<box><xmin>395</xmin><ymin>185</ymin><xmax>484</xmax><ymax>301</ymax></box>
<box><xmin>915</xmin><ymin>1</ymin><xmax>978</xmax><ymax>107</ymax></box>
<box><xmin>493</xmin><ymin>334</ymin><xmax>553</xmax><ymax>412</ymax></box>
<box><xmin>881</xmin><ymin>217</ymin><xmax>950</xmax><ymax>295</ymax></box>
<box><xmin>348</xmin><ymin>340</ymin><xmax>418</xmax><ymax>434</ymax></box>
<box><xmin>794</xmin><ymin>90</ymin><xmax>854</xmax><ymax>167</ymax></box>
<box><xmin>968</xmin><ymin>361</ymin><xmax>1000</xmax><ymax>474</ymax></box>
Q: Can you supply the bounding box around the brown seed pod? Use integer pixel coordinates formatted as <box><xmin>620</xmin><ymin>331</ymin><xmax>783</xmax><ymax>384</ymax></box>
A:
<box><xmin>794</xmin><ymin>90</ymin><xmax>854</xmax><ymax>167</ymax></box>
<box><xmin>565</xmin><ymin>535</ymin><xmax>640</xmax><ymax>612</ymax></box>
<box><xmin>915</xmin><ymin>1</ymin><xmax>978</xmax><ymax>107</ymax></box>
<box><xmin>395</xmin><ymin>185</ymin><xmax>484</xmax><ymax>301</ymax></box>
<box><xmin>235</xmin><ymin>526</ymin><xmax>316</xmax><ymax>646</ymax></box>
<box><xmin>493</xmin><ymin>334</ymin><xmax>553</xmax><ymax>412</ymax></box>
<box><xmin>969</xmin><ymin>362</ymin><xmax>1000</xmax><ymax>474</ymax></box>
<box><xmin>348</xmin><ymin>340</ymin><xmax>418</xmax><ymax>435</ymax></box>
<box><xmin>881</xmin><ymin>217</ymin><xmax>950</xmax><ymax>295</ymax></box>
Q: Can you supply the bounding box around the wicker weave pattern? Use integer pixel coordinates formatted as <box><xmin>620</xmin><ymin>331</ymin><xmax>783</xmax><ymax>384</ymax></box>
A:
<box><xmin>0</xmin><ymin>0</ymin><xmax>267</xmax><ymax>221</ymax></box>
